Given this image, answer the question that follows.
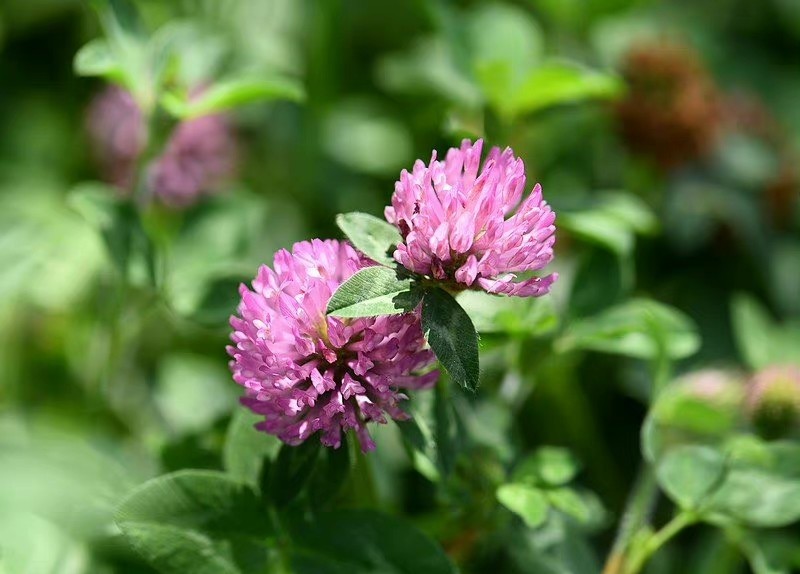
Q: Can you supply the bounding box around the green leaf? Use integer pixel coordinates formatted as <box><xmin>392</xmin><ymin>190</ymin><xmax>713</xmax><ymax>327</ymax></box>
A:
<box><xmin>458</xmin><ymin>290</ymin><xmax>559</xmax><ymax>336</ymax></box>
<box><xmin>189</xmin><ymin>274</ymin><xmax>249</xmax><ymax>326</ymax></box>
<box><xmin>119</xmin><ymin>523</ymin><xmax>241</xmax><ymax>574</ymax></box>
<box><xmin>559</xmin><ymin>211</ymin><xmax>633</xmax><ymax>256</ymax></box>
<box><xmin>289</xmin><ymin>510</ymin><xmax>456</xmax><ymax>574</ymax></box>
<box><xmin>116</xmin><ymin>470</ymin><xmax>268</xmax><ymax>536</ymax></box>
<box><xmin>513</xmin><ymin>447</ymin><xmax>581</xmax><ymax>486</ymax></box>
<box><xmin>377</xmin><ymin>36</ymin><xmax>483</xmax><ymax>109</ymax></box>
<box><xmin>223</xmin><ymin>410</ymin><xmax>281</xmax><ymax>488</ymax></box>
<box><xmin>546</xmin><ymin>488</ymin><xmax>598</xmax><ymax>524</ymax></box>
<box><xmin>467</xmin><ymin>3</ymin><xmax>543</xmax><ymax>76</ymax></box>
<box><xmin>268</xmin><ymin>440</ymin><xmax>321</xmax><ymax>509</ymax></box>
<box><xmin>558</xmin><ymin>193</ymin><xmax>658</xmax><ymax>257</ymax></box>
<box><xmin>710</xmin><ymin>469</ymin><xmax>800</xmax><ymax>527</ymax></box>
<box><xmin>434</xmin><ymin>380</ymin><xmax>459</xmax><ymax>477</ymax></box>
<box><xmin>309</xmin><ymin>435</ymin><xmax>353</xmax><ymax>509</ymax></box>
<box><xmin>497</xmin><ymin>483</ymin><xmax>550</xmax><ymax>528</ymax></box>
<box><xmin>335</xmin><ymin>212</ymin><xmax>402</xmax><ymax>266</ymax></box>
<box><xmin>422</xmin><ymin>288</ymin><xmax>480</xmax><ymax>392</ymax></box>
<box><xmin>327</xmin><ymin>266</ymin><xmax>420</xmax><ymax>318</ymax></box>
<box><xmin>506</xmin><ymin>62</ymin><xmax>623</xmax><ymax>118</ymax></box>
<box><xmin>67</xmin><ymin>182</ymin><xmax>153</xmax><ymax>281</ymax></box>
<box><xmin>73</xmin><ymin>38</ymin><xmax>123</xmax><ymax>80</ymax></box>
<box><xmin>737</xmin><ymin>530</ymin><xmax>800</xmax><ymax>574</ymax></box>
<box><xmin>467</xmin><ymin>3</ymin><xmax>544</xmax><ymax>110</ymax></box>
<box><xmin>94</xmin><ymin>0</ymin><xmax>146</xmax><ymax>40</ymax></box>
<box><xmin>322</xmin><ymin>101</ymin><xmax>414</xmax><ymax>176</ymax></box>
<box><xmin>396</xmin><ymin>417</ymin><xmax>440</xmax><ymax>482</ymax></box>
<box><xmin>656</xmin><ymin>445</ymin><xmax>727</xmax><ymax>511</ymax></box>
<box><xmin>731</xmin><ymin>294</ymin><xmax>800</xmax><ymax>369</ymax></box>
<box><xmin>90</xmin><ymin>0</ymin><xmax>148</xmax><ymax>94</ymax></box>
<box><xmin>708</xmin><ymin>441</ymin><xmax>800</xmax><ymax>527</ymax></box>
<box><xmin>557</xmin><ymin>299</ymin><xmax>700</xmax><ymax>360</ymax></box>
<box><xmin>155</xmin><ymin>354</ymin><xmax>237</xmax><ymax>435</ymax></box>
<box><xmin>164</xmin><ymin>76</ymin><xmax>305</xmax><ymax>119</ymax></box>
<box><xmin>115</xmin><ymin>470</ymin><xmax>271</xmax><ymax>574</ymax></box>
<box><xmin>569</xmin><ymin>249</ymin><xmax>625</xmax><ymax>318</ymax></box>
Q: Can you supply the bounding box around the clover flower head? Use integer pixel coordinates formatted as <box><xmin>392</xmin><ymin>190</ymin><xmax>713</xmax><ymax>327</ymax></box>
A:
<box><xmin>385</xmin><ymin>139</ymin><xmax>557</xmax><ymax>297</ymax></box>
<box><xmin>227</xmin><ymin>239</ymin><xmax>438</xmax><ymax>452</ymax></box>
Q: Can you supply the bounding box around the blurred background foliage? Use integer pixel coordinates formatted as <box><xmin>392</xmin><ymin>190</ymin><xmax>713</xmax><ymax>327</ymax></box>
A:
<box><xmin>0</xmin><ymin>0</ymin><xmax>799</xmax><ymax>573</ymax></box>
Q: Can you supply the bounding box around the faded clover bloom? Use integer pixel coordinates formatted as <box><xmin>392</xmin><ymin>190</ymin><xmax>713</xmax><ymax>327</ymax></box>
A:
<box><xmin>615</xmin><ymin>41</ymin><xmax>721</xmax><ymax>170</ymax></box>
<box><xmin>385</xmin><ymin>139</ymin><xmax>557</xmax><ymax>297</ymax></box>
<box><xmin>227</xmin><ymin>239</ymin><xmax>439</xmax><ymax>452</ymax></box>
<box><xmin>85</xmin><ymin>85</ymin><xmax>237</xmax><ymax>207</ymax></box>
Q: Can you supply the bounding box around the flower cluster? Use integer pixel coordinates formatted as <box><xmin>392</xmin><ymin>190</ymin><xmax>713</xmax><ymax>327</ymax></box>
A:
<box><xmin>385</xmin><ymin>139</ymin><xmax>557</xmax><ymax>297</ymax></box>
<box><xmin>230</xmin><ymin>140</ymin><xmax>559</xmax><ymax>450</ymax></box>
<box><xmin>227</xmin><ymin>239</ymin><xmax>438</xmax><ymax>451</ymax></box>
<box><xmin>86</xmin><ymin>86</ymin><xmax>237</xmax><ymax>207</ymax></box>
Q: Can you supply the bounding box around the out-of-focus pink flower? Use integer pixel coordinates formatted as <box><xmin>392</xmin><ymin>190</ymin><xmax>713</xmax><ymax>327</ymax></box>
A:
<box><xmin>385</xmin><ymin>139</ymin><xmax>557</xmax><ymax>297</ymax></box>
<box><xmin>227</xmin><ymin>239</ymin><xmax>438</xmax><ymax>452</ymax></box>
<box><xmin>86</xmin><ymin>86</ymin><xmax>145</xmax><ymax>189</ymax></box>
<box><xmin>147</xmin><ymin>114</ymin><xmax>238</xmax><ymax>208</ymax></box>
<box><xmin>85</xmin><ymin>86</ymin><xmax>237</xmax><ymax>207</ymax></box>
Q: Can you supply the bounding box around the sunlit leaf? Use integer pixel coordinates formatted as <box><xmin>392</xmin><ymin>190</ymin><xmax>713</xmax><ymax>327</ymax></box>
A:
<box><xmin>327</xmin><ymin>266</ymin><xmax>420</xmax><ymax>318</ymax></box>
<box><xmin>335</xmin><ymin>212</ymin><xmax>402</xmax><ymax>266</ymax></box>
<box><xmin>163</xmin><ymin>76</ymin><xmax>305</xmax><ymax>119</ymax></box>
<box><xmin>497</xmin><ymin>483</ymin><xmax>550</xmax><ymax>528</ymax></box>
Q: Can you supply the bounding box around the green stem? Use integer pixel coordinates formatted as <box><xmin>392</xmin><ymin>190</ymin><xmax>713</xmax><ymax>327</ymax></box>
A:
<box><xmin>602</xmin><ymin>468</ymin><xmax>658</xmax><ymax>574</ymax></box>
<box><xmin>350</xmin><ymin>433</ymin><xmax>380</xmax><ymax>508</ymax></box>
<box><xmin>604</xmin><ymin>349</ymin><xmax>674</xmax><ymax>574</ymax></box>
<box><xmin>624</xmin><ymin>512</ymin><xmax>697</xmax><ymax>574</ymax></box>
<box><xmin>267</xmin><ymin>506</ymin><xmax>293</xmax><ymax>574</ymax></box>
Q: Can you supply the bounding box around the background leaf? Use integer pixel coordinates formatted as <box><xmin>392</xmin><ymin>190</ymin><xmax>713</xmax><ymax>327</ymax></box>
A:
<box><xmin>163</xmin><ymin>76</ymin><xmax>305</xmax><ymax>118</ymax></box>
<box><xmin>288</xmin><ymin>510</ymin><xmax>456</xmax><ymax>574</ymax></box>
<box><xmin>731</xmin><ymin>294</ymin><xmax>800</xmax><ymax>369</ymax></box>
<box><xmin>557</xmin><ymin>299</ymin><xmax>701</xmax><ymax>360</ymax></box>
<box><xmin>656</xmin><ymin>445</ymin><xmax>727</xmax><ymax>511</ymax></box>
<box><xmin>336</xmin><ymin>212</ymin><xmax>402</xmax><ymax>266</ymax></box>
<box><xmin>268</xmin><ymin>441</ymin><xmax>321</xmax><ymax>509</ymax></box>
<box><xmin>115</xmin><ymin>470</ymin><xmax>271</xmax><ymax>574</ymax></box>
<box><xmin>497</xmin><ymin>483</ymin><xmax>550</xmax><ymax>528</ymax></box>
<box><xmin>223</xmin><ymin>410</ymin><xmax>281</xmax><ymax>488</ymax></box>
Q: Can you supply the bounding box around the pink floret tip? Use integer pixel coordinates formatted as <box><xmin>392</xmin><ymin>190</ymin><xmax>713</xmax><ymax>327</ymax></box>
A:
<box><xmin>227</xmin><ymin>239</ymin><xmax>439</xmax><ymax>452</ymax></box>
<box><xmin>385</xmin><ymin>139</ymin><xmax>557</xmax><ymax>296</ymax></box>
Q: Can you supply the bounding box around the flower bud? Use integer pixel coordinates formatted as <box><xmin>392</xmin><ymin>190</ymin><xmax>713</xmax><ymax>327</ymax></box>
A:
<box><xmin>747</xmin><ymin>365</ymin><xmax>800</xmax><ymax>440</ymax></box>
